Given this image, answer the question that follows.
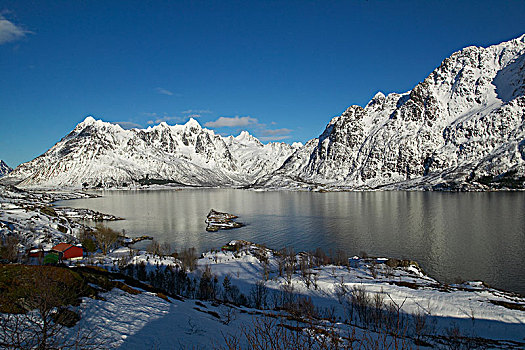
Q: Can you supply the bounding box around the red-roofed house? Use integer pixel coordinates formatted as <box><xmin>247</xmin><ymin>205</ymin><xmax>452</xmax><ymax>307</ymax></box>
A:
<box><xmin>51</xmin><ymin>243</ymin><xmax>84</xmax><ymax>260</ymax></box>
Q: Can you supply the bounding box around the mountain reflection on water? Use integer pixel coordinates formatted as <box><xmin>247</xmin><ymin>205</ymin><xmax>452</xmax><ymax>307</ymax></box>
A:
<box><xmin>58</xmin><ymin>189</ymin><xmax>525</xmax><ymax>295</ymax></box>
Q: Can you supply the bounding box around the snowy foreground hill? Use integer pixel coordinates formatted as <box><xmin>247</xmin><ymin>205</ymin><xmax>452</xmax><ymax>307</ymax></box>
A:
<box><xmin>1</xmin><ymin>184</ymin><xmax>524</xmax><ymax>348</ymax></box>
<box><xmin>3</xmin><ymin>34</ymin><xmax>525</xmax><ymax>190</ymax></box>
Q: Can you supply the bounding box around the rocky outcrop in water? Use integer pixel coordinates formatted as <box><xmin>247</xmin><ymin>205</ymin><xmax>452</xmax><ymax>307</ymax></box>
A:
<box><xmin>205</xmin><ymin>209</ymin><xmax>244</xmax><ymax>232</ymax></box>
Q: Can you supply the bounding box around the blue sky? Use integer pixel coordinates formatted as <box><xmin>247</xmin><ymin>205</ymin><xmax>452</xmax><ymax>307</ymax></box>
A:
<box><xmin>1</xmin><ymin>1</ymin><xmax>524</xmax><ymax>167</ymax></box>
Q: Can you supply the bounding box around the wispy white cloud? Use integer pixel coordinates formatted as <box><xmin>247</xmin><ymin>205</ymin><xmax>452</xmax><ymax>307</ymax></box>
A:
<box><xmin>260</xmin><ymin>128</ymin><xmax>292</xmax><ymax>136</ymax></box>
<box><xmin>205</xmin><ymin>116</ymin><xmax>258</xmax><ymax>128</ymax></box>
<box><xmin>113</xmin><ymin>121</ymin><xmax>142</xmax><ymax>129</ymax></box>
<box><xmin>259</xmin><ymin>135</ymin><xmax>292</xmax><ymax>142</ymax></box>
<box><xmin>0</xmin><ymin>15</ymin><xmax>31</xmax><ymax>45</ymax></box>
<box><xmin>182</xmin><ymin>109</ymin><xmax>212</xmax><ymax>115</ymax></box>
<box><xmin>148</xmin><ymin>115</ymin><xmax>185</xmax><ymax>124</ymax></box>
<box><xmin>156</xmin><ymin>87</ymin><xmax>175</xmax><ymax>96</ymax></box>
<box><xmin>142</xmin><ymin>112</ymin><xmax>158</xmax><ymax>117</ymax></box>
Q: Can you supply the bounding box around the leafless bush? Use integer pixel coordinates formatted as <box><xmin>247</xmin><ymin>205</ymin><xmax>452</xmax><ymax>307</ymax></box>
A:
<box><xmin>333</xmin><ymin>249</ymin><xmax>348</xmax><ymax>267</ymax></box>
<box><xmin>218</xmin><ymin>313</ymin><xmax>412</xmax><ymax>350</ymax></box>
<box><xmin>147</xmin><ymin>239</ymin><xmax>161</xmax><ymax>255</ymax></box>
<box><xmin>0</xmin><ymin>267</ymin><xmax>104</xmax><ymax>349</ymax></box>
<box><xmin>299</xmin><ymin>254</ymin><xmax>312</xmax><ymax>288</ymax></box>
<box><xmin>411</xmin><ymin>308</ymin><xmax>431</xmax><ymax>346</ymax></box>
<box><xmin>287</xmin><ymin>296</ymin><xmax>318</xmax><ymax>319</ymax></box>
<box><xmin>313</xmin><ymin>247</ymin><xmax>330</xmax><ymax>266</ymax></box>
<box><xmin>219</xmin><ymin>305</ymin><xmax>237</xmax><ymax>325</ymax></box>
<box><xmin>351</xmin><ymin>285</ymin><xmax>371</xmax><ymax>326</ymax></box>
<box><xmin>250</xmin><ymin>280</ymin><xmax>268</xmax><ymax>309</ymax></box>
<box><xmin>160</xmin><ymin>242</ymin><xmax>172</xmax><ymax>256</ymax></box>
<box><xmin>442</xmin><ymin>324</ymin><xmax>478</xmax><ymax>350</ymax></box>
<box><xmin>369</xmin><ymin>262</ymin><xmax>378</xmax><ymax>279</ymax></box>
<box><xmin>93</xmin><ymin>224</ymin><xmax>121</xmax><ymax>255</ymax></box>
<box><xmin>180</xmin><ymin>247</ymin><xmax>198</xmax><ymax>271</ymax></box>
<box><xmin>280</xmin><ymin>284</ymin><xmax>296</xmax><ymax>309</ymax></box>
<box><xmin>0</xmin><ymin>235</ymin><xmax>20</xmax><ymax>262</ymax></box>
<box><xmin>284</xmin><ymin>247</ymin><xmax>296</xmax><ymax>284</ymax></box>
<box><xmin>334</xmin><ymin>276</ymin><xmax>349</xmax><ymax>304</ymax></box>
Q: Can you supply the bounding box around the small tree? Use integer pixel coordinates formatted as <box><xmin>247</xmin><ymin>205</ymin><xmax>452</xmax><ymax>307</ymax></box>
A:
<box><xmin>147</xmin><ymin>239</ymin><xmax>161</xmax><ymax>256</ymax></box>
<box><xmin>93</xmin><ymin>225</ymin><xmax>120</xmax><ymax>255</ymax></box>
<box><xmin>222</xmin><ymin>274</ymin><xmax>232</xmax><ymax>302</ymax></box>
<box><xmin>0</xmin><ymin>266</ymin><xmax>102</xmax><ymax>349</ymax></box>
<box><xmin>0</xmin><ymin>235</ymin><xmax>20</xmax><ymax>262</ymax></box>
<box><xmin>250</xmin><ymin>281</ymin><xmax>268</xmax><ymax>309</ymax></box>
<box><xmin>180</xmin><ymin>247</ymin><xmax>198</xmax><ymax>271</ymax></box>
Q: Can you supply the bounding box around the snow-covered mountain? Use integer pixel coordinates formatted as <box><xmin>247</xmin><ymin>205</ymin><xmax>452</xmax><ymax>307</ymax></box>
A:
<box><xmin>2</xmin><ymin>118</ymin><xmax>299</xmax><ymax>188</ymax></box>
<box><xmin>255</xmin><ymin>34</ymin><xmax>525</xmax><ymax>190</ymax></box>
<box><xmin>0</xmin><ymin>160</ymin><xmax>12</xmax><ymax>177</ymax></box>
<box><xmin>4</xmin><ymin>34</ymin><xmax>525</xmax><ymax>190</ymax></box>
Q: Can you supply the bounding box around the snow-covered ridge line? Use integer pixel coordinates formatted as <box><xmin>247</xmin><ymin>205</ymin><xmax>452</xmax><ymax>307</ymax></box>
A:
<box><xmin>254</xmin><ymin>33</ymin><xmax>525</xmax><ymax>191</ymax></box>
<box><xmin>3</xmin><ymin>34</ymin><xmax>525</xmax><ymax>191</ymax></box>
<box><xmin>2</xmin><ymin>117</ymin><xmax>300</xmax><ymax>189</ymax></box>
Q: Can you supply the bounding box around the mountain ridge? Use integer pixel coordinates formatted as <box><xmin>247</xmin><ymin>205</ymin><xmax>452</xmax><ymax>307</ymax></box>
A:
<box><xmin>2</xmin><ymin>118</ymin><xmax>300</xmax><ymax>188</ymax></box>
<box><xmin>0</xmin><ymin>160</ymin><xmax>12</xmax><ymax>177</ymax></box>
<box><xmin>253</xmin><ymin>33</ymin><xmax>525</xmax><ymax>190</ymax></box>
<box><xmin>3</xmin><ymin>34</ymin><xmax>525</xmax><ymax>190</ymax></box>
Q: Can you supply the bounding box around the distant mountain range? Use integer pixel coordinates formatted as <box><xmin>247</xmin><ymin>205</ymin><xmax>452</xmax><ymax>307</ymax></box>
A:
<box><xmin>3</xmin><ymin>34</ymin><xmax>525</xmax><ymax>190</ymax></box>
<box><xmin>1</xmin><ymin>117</ymin><xmax>300</xmax><ymax>188</ymax></box>
<box><xmin>0</xmin><ymin>160</ymin><xmax>12</xmax><ymax>177</ymax></box>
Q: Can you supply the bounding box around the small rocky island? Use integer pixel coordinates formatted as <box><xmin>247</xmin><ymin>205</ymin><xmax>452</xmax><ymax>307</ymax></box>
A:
<box><xmin>205</xmin><ymin>209</ymin><xmax>244</xmax><ymax>232</ymax></box>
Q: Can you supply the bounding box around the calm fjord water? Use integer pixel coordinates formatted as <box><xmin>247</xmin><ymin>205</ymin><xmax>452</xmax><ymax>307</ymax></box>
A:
<box><xmin>59</xmin><ymin>189</ymin><xmax>525</xmax><ymax>295</ymax></box>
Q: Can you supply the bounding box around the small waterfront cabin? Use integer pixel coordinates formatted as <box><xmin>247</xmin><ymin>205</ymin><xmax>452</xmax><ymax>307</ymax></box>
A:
<box><xmin>51</xmin><ymin>243</ymin><xmax>84</xmax><ymax>260</ymax></box>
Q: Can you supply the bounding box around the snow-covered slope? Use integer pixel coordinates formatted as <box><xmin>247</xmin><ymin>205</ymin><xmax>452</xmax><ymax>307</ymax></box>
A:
<box><xmin>5</xmin><ymin>34</ymin><xmax>525</xmax><ymax>190</ymax></box>
<box><xmin>3</xmin><ymin>118</ymin><xmax>299</xmax><ymax>188</ymax></box>
<box><xmin>256</xmin><ymin>34</ymin><xmax>525</xmax><ymax>190</ymax></box>
<box><xmin>0</xmin><ymin>160</ymin><xmax>12</xmax><ymax>177</ymax></box>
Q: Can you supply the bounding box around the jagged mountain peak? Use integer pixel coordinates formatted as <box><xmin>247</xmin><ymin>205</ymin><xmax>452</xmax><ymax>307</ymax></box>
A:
<box><xmin>184</xmin><ymin>117</ymin><xmax>202</xmax><ymax>129</ymax></box>
<box><xmin>4</xmin><ymin>34</ymin><xmax>525</xmax><ymax>191</ymax></box>
<box><xmin>234</xmin><ymin>130</ymin><xmax>262</xmax><ymax>146</ymax></box>
<box><xmin>3</xmin><ymin>116</ymin><xmax>296</xmax><ymax>188</ymax></box>
<box><xmin>0</xmin><ymin>160</ymin><xmax>12</xmax><ymax>177</ymax></box>
<box><xmin>255</xmin><ymin>34</ymin><xmax>525</xmax><ymax>191</ymax></box>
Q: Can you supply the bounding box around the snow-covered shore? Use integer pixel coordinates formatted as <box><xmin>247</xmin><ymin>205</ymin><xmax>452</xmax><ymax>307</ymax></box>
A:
<box><xmin>1</xmin><ymin>184</ymin><xmax>524</xmax><ymax>349</ymax></box>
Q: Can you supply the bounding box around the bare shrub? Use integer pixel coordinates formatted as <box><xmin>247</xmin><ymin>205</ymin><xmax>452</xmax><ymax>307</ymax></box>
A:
<box><xmin>147</xmin><ymin>239</ymin><xmax>161</xmax><ymax>256</ymax></box>
<box><xmin>0</xmin><ymin>266</ymin><xmax>103</xmax><ymax>349</ymax></box>
<box><xmin>93</xmin><ymin>224</ymin><xmax>121</xmax><ymax>255</ymax></box>
<box><xmin>219</xmin><ymin>305</ymin><xmax>237</xmax><ymax>325</ymax></box>
<box><xmin>299</xmin><ymin>254</ymin><xmax>312</xmax><ymax>288</ymax></box>
<box><xmin>250</xmin><ymin>280</ymin><xmax>268</xmax><ymax>309</ymax></box>
<box><xmin>160</xmin><ymin>242</ymin><xmax>172</xmax><ymax>256</ymax></box>
<box><xmin>218</xmin><ymin>313</ymin><xmax>413</xmax><ymax>350</ymax></box>
<box><xmin>280</xmin><ymin>284</ymin><xmax>296</xmax><ymax>309</ymax></box>
<box><xmin>333</xmin><ymin>249</ymin><xmax>348</xmax><ymax>267</ymax></box>
<box><xmin>0</xmin><ymin>235</ymin><xmax>20</xmax><ymax>262</ymax></box>
<box><xmin>313</xmin><ymin>247</ymin><xmax>330</xmax><ymax>266</ymax></box>
<box><xmin>351</xmin><ymin>285</ymin><xmax>371</xmax><ymax>326</ymax></box>
<box><xmin>284</xmin><ymin>247</ymin><xmax>296</xmax><ymax>284</ymax></box>
<box><xmin>180</xmin><ymin>247</ymin><xmax>198</xmax><ymax>271</ymax></box>
<box><xmin>369</xmin><ymin>262</ymin><xmax>378</xmax><ymax>279</ymax></box>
